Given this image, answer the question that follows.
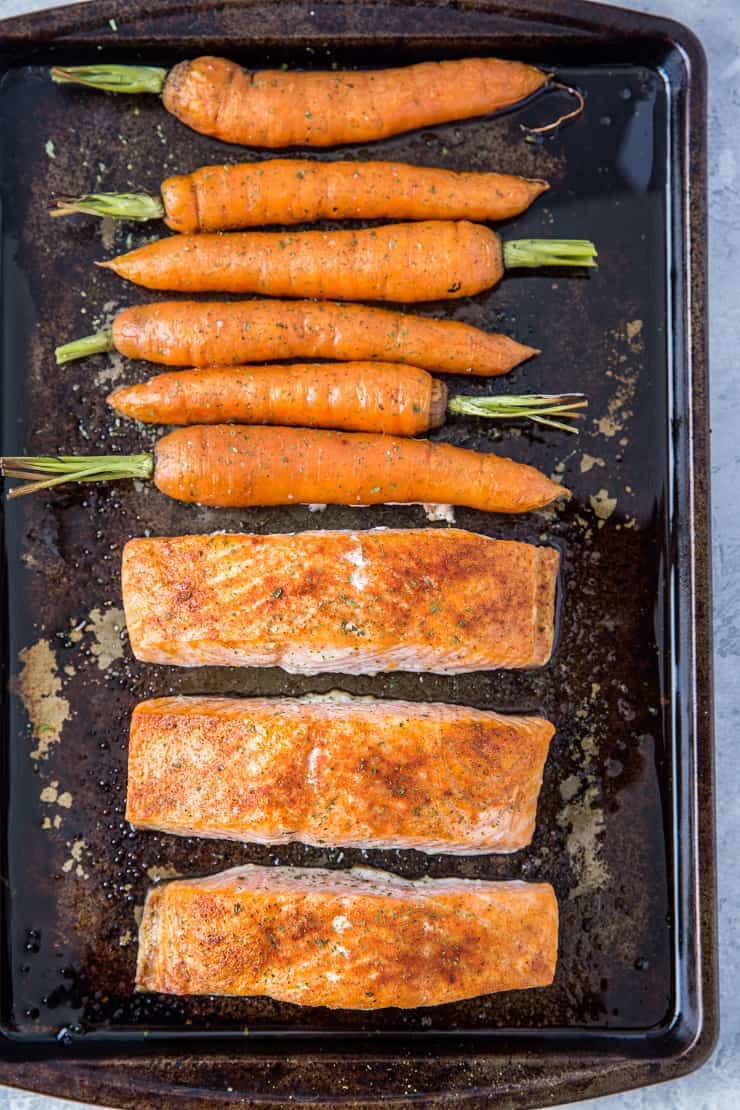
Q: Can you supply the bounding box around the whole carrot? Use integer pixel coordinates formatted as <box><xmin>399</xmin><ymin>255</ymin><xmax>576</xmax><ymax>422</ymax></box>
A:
<box><xmin>98</xmin><ymin>222</ymin><xmax>597</xmax><ymax>299</ymax></box>
<box><xmin>1</xmin><ymin>426</ymin><xmax>568</xmax><ymax>513</ymax></box>
<box><xmin>108</xmin><ymin>363</ymin><xmax>587</xmax><ymax>435</ymax></box>
<box><xmin>55</xmin><ymin>300</ymin><xmax>538</xmax><ymax>377</ymax></box>
<box><xmin>51</xmin><ymin>160</ymin><xmax>548</xmax><ymax>231</ymax></box>
<box><xmin>52</xmin><ymin>56</ymin><xmax>547</xmax><ymax>148</ymax></box>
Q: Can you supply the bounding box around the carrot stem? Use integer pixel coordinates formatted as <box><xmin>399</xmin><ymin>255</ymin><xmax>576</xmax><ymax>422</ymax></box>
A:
<box><xmin>50</xmin><ymin>193</ymin><xmax>164</xmax><ymax>222</ymax></box>
<box><xmin>51</xmin><ymin>65</ymin><xmax>167</xmax><ymax>95</ymax></box>
<box><xmin>55</xmin><ymin>329</ymin><xmax>114</xmax><ymax>365</ymax></box>
<box><xmin>0</xmin><ymin>454</ymin><xmax>153</xmax><ymax>499</ymax></box>
<box><xmin>503</xmin><ymin>239</ymin><xmax>597</xmax><ymax>269</ymax></box>
<box><xmin>448</xmin><ymin>393</ymin><xmax>587</xmax><ymax>433</ymax></box>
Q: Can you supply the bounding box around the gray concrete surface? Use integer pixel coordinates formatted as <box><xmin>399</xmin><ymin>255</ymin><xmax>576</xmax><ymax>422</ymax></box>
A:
<box><xmin>0</xmin><ymin>0</ymin><xmax>736</xmax><ymax>1106</ymax></box>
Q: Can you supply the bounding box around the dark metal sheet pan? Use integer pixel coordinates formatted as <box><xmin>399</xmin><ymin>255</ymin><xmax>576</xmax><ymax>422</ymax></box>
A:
<box><xmin>0</xmin><ymin>0</ymin><xmax>715</xmax><ymax>1105</ymax></box>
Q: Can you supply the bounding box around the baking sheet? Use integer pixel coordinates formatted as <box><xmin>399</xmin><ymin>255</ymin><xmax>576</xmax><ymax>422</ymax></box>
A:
<box><xmin>0</xmin><ymin>0</ymin><xmax>715</xmax><ymax>1105</ymax></box>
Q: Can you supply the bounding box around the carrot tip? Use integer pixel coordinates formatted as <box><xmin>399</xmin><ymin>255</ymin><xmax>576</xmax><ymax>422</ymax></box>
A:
<box><xmin>521</xmin><ymin>83</ymin><xmax>585</xmax><ymax>137</ymax></box>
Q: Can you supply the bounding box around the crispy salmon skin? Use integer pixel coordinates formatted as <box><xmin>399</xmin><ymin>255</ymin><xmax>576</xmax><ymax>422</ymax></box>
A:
<box><xmin>136</xmin><ymin>864</ymin><xmax>558</xmax><ymax>1007</ymax></box>
<box><xmin>126</xmin><ymin>695</ymin><xmax>555</xmax><ymax>854</ymax></box>
<box><xmin>121</xmin><ymin>529</ymin><xmax>559</xmax><ymax>673</ymax></box>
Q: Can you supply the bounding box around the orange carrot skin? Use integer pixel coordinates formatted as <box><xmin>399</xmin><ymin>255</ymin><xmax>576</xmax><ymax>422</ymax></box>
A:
<box><xmin>112</xmin><ymin>300</ymin><xmax>536</xmax><ymax>376</ymax></box>
<box><xmin>162</xmin><ymin>57</ymin><xmax>547</xmax><ymax>148</ymax></box>
<box><xmin>102</xmin><ymin>221</ymin><xmax>503</xmax><ymax>301</ymax></box>
<box><xmin>161</xmin><ymin>160</ymin><xmax>548</xmax><ymax>233</ymax></box>
<box><xmin>152</xmin><ymin>425</ymin><xmax>568</xmax><ymax>513</ymax></box>
<box><xmin>108</xmin><ymin>362</ymin><xmax>435</xmax><ymax>435</ymax></box>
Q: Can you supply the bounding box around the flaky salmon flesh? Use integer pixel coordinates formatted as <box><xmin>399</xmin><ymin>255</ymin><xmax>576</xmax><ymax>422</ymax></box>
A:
<box><xmin>121</xmin><ymin>528</ymin><xmax>559</xmax><ymax>673</ymax></box>
<box><xmin>136</xmin><ymin>864</ymin><xmax>558</xmax><ymax>1007</ymax></box>
<box><xmin>126</xmin><ymin>695</ymin><xmax>555</xmax><ymax>854</ymax></box>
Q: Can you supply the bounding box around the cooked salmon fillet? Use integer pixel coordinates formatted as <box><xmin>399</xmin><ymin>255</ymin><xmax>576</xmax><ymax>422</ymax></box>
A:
<box><xmin>126</xmin><ymin>694</ymin><xmax>555</xmax><ymax>854</ymax></box>
<box><xmin>121</xmin><ymin>529</ymin><xmax>559</xmax><ymax>673</ymax></box>
<box><xmin>136</xmin><ymin>864</ymin><xmax>558</xmax><ymax>1007</ymax></box>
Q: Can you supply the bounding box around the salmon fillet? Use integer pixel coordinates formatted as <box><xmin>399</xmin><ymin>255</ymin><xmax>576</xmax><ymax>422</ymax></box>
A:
<box><xmin>121</xmin><ymin>529</ymin><xmax>559</xmax><ymax>673</ymax></box>
<box><xmin>126</xmin><ymin>694</ymin><xmax>555</xmax><ymax>854</ymax></box>
<box><xmin>136</xmin><ymin>864</ymin><xmax>558</xmax><ymax>1007</ymax></box>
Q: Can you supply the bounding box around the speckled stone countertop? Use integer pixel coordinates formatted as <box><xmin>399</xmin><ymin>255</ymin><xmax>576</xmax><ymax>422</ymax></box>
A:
<box><xmin>0</xmin><ymin>0</ymin><xmax>735</xmax><ymax>1107</ymax></box>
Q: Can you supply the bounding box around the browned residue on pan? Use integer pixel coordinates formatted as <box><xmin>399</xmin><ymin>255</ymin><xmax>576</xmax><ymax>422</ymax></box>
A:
<box><xmin>15</xmin><ymin>639</ymin><xmax>70</xmax><ymax>760</ymax></box>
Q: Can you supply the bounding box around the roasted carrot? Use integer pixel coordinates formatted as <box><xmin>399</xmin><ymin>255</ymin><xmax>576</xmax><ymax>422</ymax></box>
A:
<box><xmin>108</xmin><ymin>363</ymin><xmax>587</xmax><ymax>435</ymax></box>
<box><xmin>51</xmin><ymin>56</ymin><xmax>547</xmax><ymax>148</ymax></box>
<box><xmin>1</xmin><ymin>426</ymin><xmax>568</xmax><ymax>512</ymax></box>
<box><xmin>98</xmin><ymin>223</ymin><xmax>597</xmax><ymax>299</ymax></box>
<box><xmin>50</xmin><ymin>160</ymin><xmax>548</xmax><ymax>231</ymax></box>
<box><xmin>55</xmin><ymin>300</ymin><xmax>538</xmax><ymax>377</ymax></box>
